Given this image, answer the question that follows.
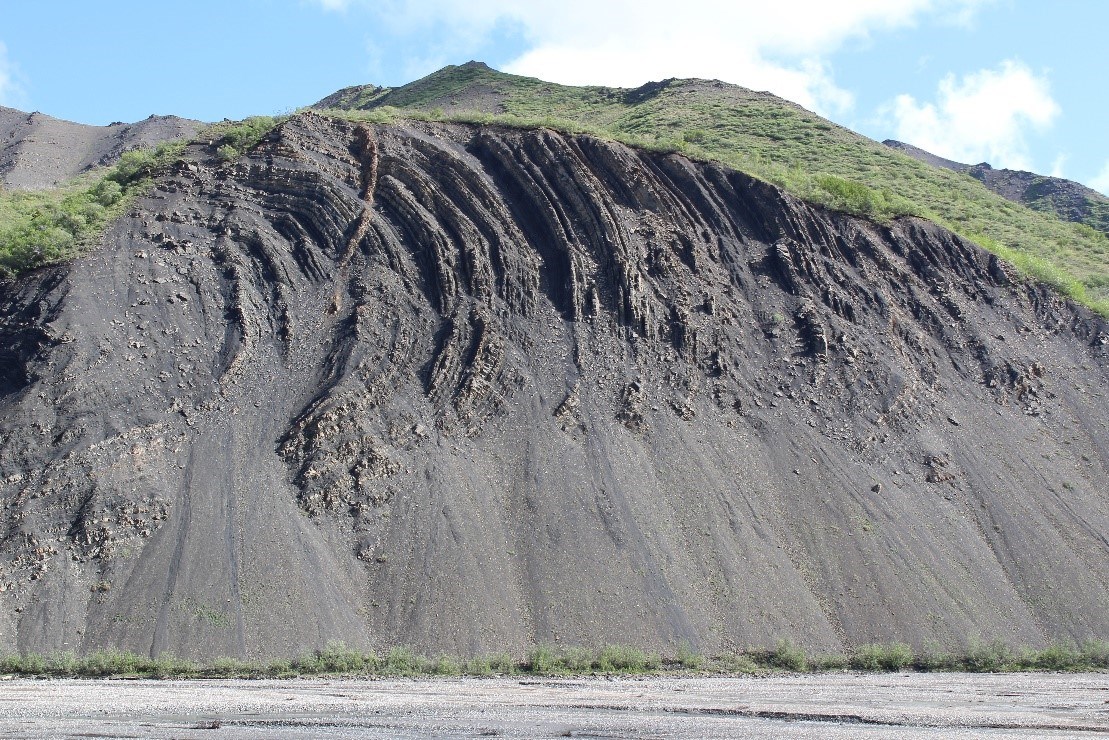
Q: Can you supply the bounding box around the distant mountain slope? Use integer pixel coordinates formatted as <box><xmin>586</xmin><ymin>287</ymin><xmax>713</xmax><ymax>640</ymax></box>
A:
<box><xmin>0</xmin><ymin>106</ymin><xmax>202</xmax><ymax>190</ymax></box>
<box><xmin>885</xmin><ymin>139</ymin><xmax>1109</xmax><ymax>238</ymax></box>
<box><xmin>314</xmin><ymin>63</ymin><xmax>1109</xmax><ymax>314</ymax></box>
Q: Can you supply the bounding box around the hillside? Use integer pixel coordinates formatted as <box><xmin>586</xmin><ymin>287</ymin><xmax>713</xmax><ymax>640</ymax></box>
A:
<box><xmin>884</xmin><ymin>139</ymin><xmax>1109</xmax><ymax>238</ymax></box>
<box><xmin>0</xmin><ymin>106</ymin><xmax>202</xmax><ymax>191</ymax></box>
<box><xmin>315</xmin><ymin>62</ymin><xmax>1109</xmax><ymax>315</ymax></box>
<box><xmin>0</xmin><ymin>112</ymin><xmax>1106</xmax><ymax>660</ymax></box>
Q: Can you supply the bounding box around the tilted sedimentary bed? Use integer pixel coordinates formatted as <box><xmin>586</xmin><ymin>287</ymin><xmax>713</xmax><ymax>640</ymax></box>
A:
<box><xmin>0</xmin><ymin>113</ymin><xmax>1106</xmax><ymax>659</ymax></box>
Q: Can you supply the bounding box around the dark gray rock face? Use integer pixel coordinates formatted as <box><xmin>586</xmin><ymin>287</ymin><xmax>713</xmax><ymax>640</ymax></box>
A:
<box><xmin>0</xmin><ymin>106</ymin><xmax>202</xmax><ymax>190</ymax></box>
<box><xmin>0</xmin><ymin>114</ymin><xmax>1106</xmax><ymax>660</ymax></box>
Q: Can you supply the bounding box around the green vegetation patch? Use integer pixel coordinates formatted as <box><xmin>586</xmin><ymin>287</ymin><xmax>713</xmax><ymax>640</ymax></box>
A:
<box><xmin>0</xmin><ymin>115</ymin><xmax>287</xmax><ymax>279</ymax></box>
<box><xmin>206</xmin><ymin>116</ymin><xmax>283</xmax><ymax>161</ymax></box>
<box><xmin>2</xmin><ymin>639</ymin><xmax>1107</xmax><ymax>679</ymax></box>
<box><xmin>0</xmin><ymin>141</ymin><xmax>185</xmax><ymax>277</ymax></box>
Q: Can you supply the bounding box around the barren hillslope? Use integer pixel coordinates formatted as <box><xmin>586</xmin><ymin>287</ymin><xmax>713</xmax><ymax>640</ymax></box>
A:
<box><xmin>0</xmin><ymin>106</ymin><xmax>202</xmax><ymax>190</ymax></box>
<box><xmin>0</xmin><ymin>113</ymin><xmax>1106</xmax><ymax>660</ymax></box>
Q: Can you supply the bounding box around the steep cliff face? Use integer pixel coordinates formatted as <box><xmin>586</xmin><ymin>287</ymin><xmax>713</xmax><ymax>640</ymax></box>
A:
<box><xmin>0</xmin><ymin>113</ymin><xmax>1107</xmax><ymax>660</ymax></box>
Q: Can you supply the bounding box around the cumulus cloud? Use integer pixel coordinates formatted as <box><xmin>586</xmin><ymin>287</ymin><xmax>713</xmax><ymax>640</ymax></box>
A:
<box><xmin>1090</xmin><ymin>161</ymin><xmax>1109</xmax><ymax>197</ymax></box>
<box><xmin>887</xmin><ymin>60</ymin><xmax>1059</xmax><ymax>171</ymax></box>
<box><xmin>310</xmin><ymin>0</ymin><xmax>989</xmax><ymax>116</ymax></box>
<box><xmin>0</xmin><ymin>42</ymin><xmax>21</xmax><ymax>107</ymax></box>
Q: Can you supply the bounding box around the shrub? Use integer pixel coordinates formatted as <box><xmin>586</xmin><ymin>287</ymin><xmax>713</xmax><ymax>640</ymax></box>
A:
<box><xmin>561</xmin><ymin>646</ymin><xmax>595</xmax><ymax>673</ymax></box>
<box><xmin>314</xmin><ymin>640</ymin><xmax>372</xmax><ymax>673</ymax></box>
<box><xmin>965</xmin><ymin>640</ymin><xmax>1013</xmax><ymax>672</ymax></box>
<box><xmin>764</xmin><ymin>639</ymin><xmax>808</xmax><ymax>672</ymax></box>
<box><xmin>209</xmin><ymin>657</ymin><xmax>253</xmax><ymax>677</ymax></box>
<box><xmin>46</xmin><ymin>651</ymin><xmax>80</xmax><ymax>675</ymax></box>
<box><xmin>464</xmin><ymin>657</ymin><xmax>494</xmax><ymax>676</ymax></box>
<box><xmin>715</xmin><ymin>652</ymin><xmax>761</xmax><ymax>673</ymax></box>
<box><xmin>596</xmin><ymin>645</ymin><xmax>655</xmax><ymax>672</ymax></box>
<box><xmin>432</xmin><ymin>654</ymin><xmax>461</xmax><ymax>675</ymax></box>
<box><xmin>488</xmin><ymin>652</ymin><xmax>517</xmax><ymax>675</ymax></box>
<box><xmin>850</xmin><ymin>643</ymin><xmax>913</xmax><ymax>671</ymax></box>
<box><xmin>526</xmin><ymin>644</ymin><xmax>559</xmax><ymax>674</ymax></box>
<box><xmin>915</xmin><ymin>643</ymin><xmax>960</xmax><ymax>672</ymax></box>
<box><xmin>383</xmin><ymin>646</ymin><xmax>423</xmax><ymax>675</ymax></box>
<box><xmin>1029</xmin><ymin>643</ymin><xmax>1080</xmax><ymax>671</ymax></box>
<box><xmin>1080</xmin><ymin>639</ymin><xmax>1109</xmax><ymax>669</ymax></box>
<box><xmin>675</xmin><ymin>642</ymin><xmax>704</xmax><ymax>670</ymax></box>
<box><xmin>207</xmin><ymin>116</ymin><xmax>282</xmax><ymax>162</ymax></box>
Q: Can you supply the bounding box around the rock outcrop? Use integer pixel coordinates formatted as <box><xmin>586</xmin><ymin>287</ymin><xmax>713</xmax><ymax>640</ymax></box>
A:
<box><xmin>0</xmin><ymin>113</ymin><xmax>1106</xmax><ymax>660</ymax></box>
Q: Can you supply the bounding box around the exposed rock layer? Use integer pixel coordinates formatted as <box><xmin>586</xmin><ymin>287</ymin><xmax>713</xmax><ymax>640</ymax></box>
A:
<box><xmin>0</xmin><ymin>114</ymin><xmax>1106</xmax><ymax>659</ymax></box>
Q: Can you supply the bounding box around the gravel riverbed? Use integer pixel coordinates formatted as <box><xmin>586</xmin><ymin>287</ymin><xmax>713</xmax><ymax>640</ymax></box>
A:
<box><xmin>1</xmin><ymin>672</ymin><xmax>1107</xmax><ymax>738</ymax></box>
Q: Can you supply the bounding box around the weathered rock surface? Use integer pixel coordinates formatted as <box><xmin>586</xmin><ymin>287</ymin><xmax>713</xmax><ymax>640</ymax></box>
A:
<box><xmin>0</xmin><ymin>113</ymin><xmax>1106</xmax><ymax>660</ymax></box>
<box><xmin>0</xmin><ymin>106</ymin><xmax>202</xmax><ymax>190</ymax></box>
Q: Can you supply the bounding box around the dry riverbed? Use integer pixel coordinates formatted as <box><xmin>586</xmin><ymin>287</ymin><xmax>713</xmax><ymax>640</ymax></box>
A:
<box><xmin>0</xmin><ymin>672</ymin><xmax>1107</xmax><ymax>738</ymax></box>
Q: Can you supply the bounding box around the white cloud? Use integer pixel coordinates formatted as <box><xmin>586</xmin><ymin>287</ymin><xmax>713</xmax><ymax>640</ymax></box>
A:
<box><xmin>1050</xmin><ymin>154</ymin><xmax>1067</xmax><ymax>178</ymax></box>
<box><xmin>1090</xmin><ymin>161</ymin><xmax>1109</xmax><ymax>197</ymax></box>
<box><xmin>0</xmin><ymin>41</ymin><xmax>21</xmax><ymax>107</ymax></box>
<box><xmin>311</xmin><ymin>0</ymin><xmax>990</xmax><ymax>116</ymax></box>
<box><xmin>886</xmin><ymin>60</ymin><xmax>1059</xmax><ymax>171</ymax></box>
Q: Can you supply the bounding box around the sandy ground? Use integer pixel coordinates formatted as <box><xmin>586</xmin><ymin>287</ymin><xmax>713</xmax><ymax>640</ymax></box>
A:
<box><xmin>0</xmin><ymin>672</ymin><xmax>1107</xmax><ymax>738</ymax></box>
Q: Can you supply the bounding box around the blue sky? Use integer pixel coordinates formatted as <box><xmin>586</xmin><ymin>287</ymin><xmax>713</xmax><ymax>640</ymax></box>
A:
<box><xmin>1</xmin><ymin>0</ymin><xmax>1106</xmax><ymax>193</ymax></box>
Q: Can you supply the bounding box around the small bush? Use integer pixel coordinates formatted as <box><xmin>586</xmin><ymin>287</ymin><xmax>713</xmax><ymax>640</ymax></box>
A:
<box><xmin>314</xmin><ymin>640</ymin><xmax>372</xmax><ymax>673</ymax></box>
<box><xmin>965</xmin><ymin>640</ymin><xmax>1013</xmax><ymax>672</ymax></box>
<box><xmin>1028</xmin><ymin>643</ymin><xmax>1080</xmax><ymax>671</ymax></box>
<box><xmin>764</xmin><ymin>639</ymin><xmax>808</xmax><ymax>672</ymax></box>
<box><xmin>1080</xmin><ymin>639</ymin><xmax>1109</xmax><ymax>668</ymax></box>
<box><xmin>850</xmin><ymin>643</ymin><xmax>913</xmax><ymax>671</ymax></box>
<box><xmin>714</xmin><ymin>652</ymin><xmax>761</xmax><ymax>673</ymax></box>
<box><xmin>266</xmin><ymin>659</ymin><xmax>294</xmax><ymax>677</ymax></box>
<box><xmin>810</xmin><ymin>653</ymin><xmax>849</xmax><ymax>671</ymax></box>
<box><xmin>675</xmin><ymin>642</ymin><xmax>704</xmax><ymax>670</ymax></box>
<box><xmin>526</xmin><ymin>644</ymin><xmax>559</xmax><ymax>674</ymax></box>
<box><xmin>383</xmin><ymin>646</ymin><xmax>424</xmax><ymax>675</ymax></box>
<box><xmin>597</xmin><ymin>645</ymin><xmax>655</xmax><ymax>672</ymax></box>
<box><xmin>463</xmin><ymin>657</ymin><xmax>493</xmax><ymax>676</ymax></box>
<box><xmin>209</xmin><ymin>657</ymin><xmax>254</xmax><ymax>677</ymax></box>
<box><xmin>207</xmin><ymin>116</ymin><xmax>282</xmax><ymax>162</ymax></box>
<box><xmin>432</xmin><ymin>654</ymin><xmax>461</xmax><ymax>675</ymax></box>
<box><xmin>915</xmin><ymin>643</ymin><xmax>960</xmax><ymax>672</ymax></box>
<box><xmin>488</xmin><ymin>652</ymin><xmax>517</xmax><ymax>675</ymax></box>
<box><xmin>561</xmin><ymin>646</ymin><xmax>595</xmax><ymax>673</ymax></box>
<box><xmin>46</xmin><ymin>651</ymin><xmax>80</xmax><ymax>675</ymax></box>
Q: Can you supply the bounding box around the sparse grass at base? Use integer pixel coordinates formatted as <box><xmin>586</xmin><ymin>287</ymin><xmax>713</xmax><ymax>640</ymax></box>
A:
<box><xmin>2</xmin><ymin>639</ymin><xmax>1107</xmax><ymax>679</ymax></box>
